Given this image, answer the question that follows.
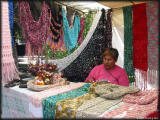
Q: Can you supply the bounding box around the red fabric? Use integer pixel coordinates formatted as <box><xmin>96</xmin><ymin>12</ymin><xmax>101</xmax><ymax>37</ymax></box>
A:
<box><xmin>133</xmin><ymin>3</ymin><xmax>148</xmax><ymax>71</ymax></box>
<box><xmin>146</xmin><ymin>111</ymin><xmax>159</xmax><ymax>118</ymax></box>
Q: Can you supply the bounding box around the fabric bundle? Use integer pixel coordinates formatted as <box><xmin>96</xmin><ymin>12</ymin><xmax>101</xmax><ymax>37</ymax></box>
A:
<box><xmin>19</xmin><ymin>1</ymin><xmax>50</xmax><ymax>62</ymax></box>
<box><xmin>123</xmin><ymin>6</ymin><xmax>135</xmax><ymax>83</ymax></box>
<box><xmin>62</xmin><ymin>9</ymin><xmax>110</xmax><ymax>82</ymax></box>
<box><xmin>2</xmin><ymin>1</ymin><xmax>20</xmax><ymax>84</ymax></box>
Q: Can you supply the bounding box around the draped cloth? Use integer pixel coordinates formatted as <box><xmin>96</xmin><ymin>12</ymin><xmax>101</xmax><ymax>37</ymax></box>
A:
<box><xmin>1</xmin><ymin>1</ymin><xmax>19</xmax><ymax>84</ymax></box>
<box><xmin>42</xmin><ymin>10</ymin><xmax>102</xmax><ymax>71</ymax></box>
<box><xmin>103</xmin><ymin>9</ymin><xmax>112</xmax><ymax>48</ymax></box>
<box><xmin>62</xmin><ymin>9</ymin><xmax>108</xmax><ymax>82</ymax></box>
<box><xmin>133</xmin><ymin>3</ymin><xmax>148</xmax><ymax>90</ymax></box>
<box><xmin>19</xmin><ymin>1</ymin><xmax>50</xmax><ymax>62</ymax></box>
<box><xmin>123</xmin><ymin>6</ymin><xmax>135</xmax><ymax>83</ymax></box>
<box><xmin>146</xmin><ymin>1</ymin><xmax>159</xmax><ymax>85</ymax></box>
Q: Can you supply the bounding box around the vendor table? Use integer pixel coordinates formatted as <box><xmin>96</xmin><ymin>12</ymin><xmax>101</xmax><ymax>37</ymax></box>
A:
<box><xmin>1</xmin><ymin>82</ymin><xmax>86</xmax><ymax>118</ymax></box>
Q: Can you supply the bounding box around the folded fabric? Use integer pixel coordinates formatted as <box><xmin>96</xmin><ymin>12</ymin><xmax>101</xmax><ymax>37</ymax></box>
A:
<box><xmin>55</xmin><ymin>93</ymin><xmax>97</xmax><ymax>119</ymax></box>
<box><xmin>75</xmin><ymin>97</ymin><xmax>122</xmax><ymax>118</ymax></box>
<box><xmin>123</xmin><ymin>88</ymin><xmax>158</xmax><ymax>105</ymax></box>
<box><xmin>95</xmin><ymin>83</ymin><xmax>140</xmax><ymax>99</ymax></box>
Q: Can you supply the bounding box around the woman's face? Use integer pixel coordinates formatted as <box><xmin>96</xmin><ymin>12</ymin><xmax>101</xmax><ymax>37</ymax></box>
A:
<box><xmin>103</xmin><ymin>55</ymin><xmax>116</xmax><ymax>70</ymax></box>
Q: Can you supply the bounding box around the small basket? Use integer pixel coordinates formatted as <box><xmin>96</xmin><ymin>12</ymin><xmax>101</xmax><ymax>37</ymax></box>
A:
<box><xmin>27</xmin><ymin>78</ymin><xmax>69</xmax><ymax>91</ymax></box>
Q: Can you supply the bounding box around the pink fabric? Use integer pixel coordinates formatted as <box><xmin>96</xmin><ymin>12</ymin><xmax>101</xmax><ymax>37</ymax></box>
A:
<box><xmin>29</xmin><ymin>82</ymin><xmax>86</xmax><ymax>107</ymax></box>
<box><xmin>101</xmin><ymin>99</ymin><xmax>158</xmax><ymax>118</ymax></box>
<box><xmin>123</xmin><ymin>88</ymin><xmax>158</xmax><ymax>105</ymax></box>
<box><xmin>85</xmin><ymin>64</ymin><xmax>129</xmax><ymax>86</ymax></box>
<box><xmin>78</xmin><ymin>18</ymin><xmax>85</xmax><ymax>44</ymax></box>
<box><xmin>2</xmin><ymin>2</ymin><xmax>19</xmax><ymax>84</ymax></box>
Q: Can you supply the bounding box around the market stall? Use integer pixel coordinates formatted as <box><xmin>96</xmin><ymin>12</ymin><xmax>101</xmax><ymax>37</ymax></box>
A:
<box><xmin>1</xmin><ymin>1</ymin><xmax>159</xmax><ymax>119</ymax></box>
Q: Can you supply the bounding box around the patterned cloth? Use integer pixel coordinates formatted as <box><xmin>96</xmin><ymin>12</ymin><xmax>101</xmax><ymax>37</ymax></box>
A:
<box><xmin>62</xmin><ymin>8</ymin><xmax>80</xmax><ymax>53</ymax></box>
<box><xmin>123</xmin><ymin>6</ymin><xmax>135</xmax><ymax>83</ymax></box>
<box><xmin>19</xmin><ymin>1</ymin><xmax>50</xmax><ymax>60</ymax></box>
<box><xmin>78</xmin><ymin>18</ymin><xmax>85</xmax><ymax>44</ymax></box>
<box><xmin>62</xmin><ymin>9</ymin><xmax>108</xmax><ymax>82</ymax></box>
<box><xmin>42</xmin><ymin>83</ymin><xmax>90</xmax><ymax>118</ymax></box>
<box><xmin>101</xmin><ymin>89</ymin><xmax>158</xmax><ymax>118</ymax></box>
<box><xmin>55</xmin><ymin>93</ymin><xmax>97</xmax><ymax>119</ymax></box>
<box><xmin>2</xmin><ymin>1</ymin><xmax>20</xmax><ymax>84</ymax></box>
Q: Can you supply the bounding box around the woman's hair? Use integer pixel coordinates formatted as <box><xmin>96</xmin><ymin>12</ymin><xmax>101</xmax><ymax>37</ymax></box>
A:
<box><xmin>102</xmin><ymin>48</ymin><xmax>119</xmax><ymax>61</ymax></box>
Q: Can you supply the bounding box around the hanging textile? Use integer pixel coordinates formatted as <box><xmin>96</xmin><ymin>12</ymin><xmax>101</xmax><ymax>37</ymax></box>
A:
<box><xmin>78</xmin><ymin>18</ymin><xmax>85</xmax><ymax>44</ymax></box>
<box><xmin>83</xmin><ymin>11</ymin><xmax>94</xmax><ymax>39</ymax></box>
<box><xmin>8</xmin><ymin>1</ymin><xmax>14</xmax><ymax>48</ymax></box>
<box><xmin>61</xmin><ymin>9</ymin><xmax>107</xmax><ymax>82</ymax></box>
<box><xmin>2</xmin><ymin>1</ymin><xmax>19</xmax><ymax>84</ymax></box>
<box><xmin>103</xmin><ymin>9</ymin><xmax>112</xmax><ymax>48</ymax></box>
<box><xmin>49</xmin><ymin>7</ymin><xmax>63</xmax><ymax>43</ymax></box>
<box><xmin>41</xmin><ymin>10</ymin><xmax>102</xmax><ymax>71</ymax></box>
<box><xmin>62</xmin><ymin>8</ymin><xmax>80</xmax><ymax>53</ymax></box>
<box><xmin>133</xmin><ymin>3</ymin><xmax>148</xmax><ymax>90</ymax></box>
<box><xmin>19</xmin><ymin>1</ymin><xmax>50</xmax><ymax>62</ymax></box>
<box><xmin>123</xmin><ymin>6</ymin><xmax>135</xmax><ymax>83</ymax></box>
<box><xmin>146</xmin><ymin>1</ymin><xmax>159</xmax><ymax>85</ymax></box>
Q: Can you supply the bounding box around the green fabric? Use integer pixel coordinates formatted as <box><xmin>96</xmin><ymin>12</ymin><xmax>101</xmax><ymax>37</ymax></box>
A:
<box><xmin>123</xmin><ymin>6</ymin><xmax>135</xmax><ymax>83</ymax></box>
<box><xmin>42</xmin><ymin>83</ymin><xmax>91</xmax><ymax>119</ymax></box>
<box><xmin>82</xmin><ymin>11</ymin><xmax>94</xmax><ymax>39</ymax></box>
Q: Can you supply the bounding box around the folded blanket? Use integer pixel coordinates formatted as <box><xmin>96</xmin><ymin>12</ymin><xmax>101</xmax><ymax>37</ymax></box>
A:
<box><xmin>95</xmin><ymin>83</ymin><xmax>140</xmax><ymax>99</ymax></box>
<box><xmin>55</xmin><ymin>93</ymin><xmax>97</xmax><ymax>119</ymax></box>
<box><xmin>75</xmin><ymin>97</ymin><xmax>122</xmax><ymax>118</ymax></box>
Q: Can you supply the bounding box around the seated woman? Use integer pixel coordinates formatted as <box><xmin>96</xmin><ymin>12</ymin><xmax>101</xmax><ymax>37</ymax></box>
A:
<box><xmin>85</xmin><ymin>48</ymin><xmax>129</xmax><ymax>86</ymax></box>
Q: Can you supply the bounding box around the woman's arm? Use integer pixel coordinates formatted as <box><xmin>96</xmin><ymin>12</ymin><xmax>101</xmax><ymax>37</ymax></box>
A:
<box><xmin>84</xmin><ymin>66</ymin><xmax>97</xmax><ymax>83</ymax></box>
<box><xmin>118</xmin><ymin>70</ymin><xmax>129</xmax><ymax>86</ymax></box>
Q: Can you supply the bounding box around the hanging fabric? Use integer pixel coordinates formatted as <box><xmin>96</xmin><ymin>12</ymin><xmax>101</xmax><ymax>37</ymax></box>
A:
<box><xmin>103</xmin><ymin>9</ymin><xmax>112</xmax><ymax>48</ymax></box>
<box><xmin>41</xmin><ymin>10</ymin><xmax>102</xmax><ymax>71</ymax></box>
<box><xmin>62</xmin><ymin>9</ymin><xmax>107</xmax><ymax>82</ymax></box>
<box><xmin>2</xmin><ymin>1</ymin><xmax>20</xmax><ymax>84</ymax></box>
<box><xmin>19</xmin><ymin>1</ymin><xmax>50</xmax><ymax>63</ymax></box>
<box><xmin>146</xmin><ymin>1</ymin><xmax>159</xmax><ymax>86</ymax></box>
<box><xmin>8</xmin><ymin>1</ymin><xmax>14</xmax><ymax>48</ymax></box>
<box><xmin>83</xmin><ymin>11</ymin><xmax>94</xmax><ymax>39</ymax></box>
<box><xmin>78</xmin><ymin>17</ymin><xmax>85</xmax><ymax>44</ymax></box>
<box><xmin>62</xmin><ymin>8</ymin><xmax>80</xmax><ymax>53</ymax></box>
<box><xmin>133</xmin><ymin>3</ymin><xmax>148</xmax><ymax>90</ymax></box>
<box><xmin>49</xmin><ymin>7</ymin><xmax>63</xmax><ymax>43</ymax></box>
<box><xmin>123</xmin><ymin>6</ymin><xmax>135</xmax><ymax>83</ymax></box>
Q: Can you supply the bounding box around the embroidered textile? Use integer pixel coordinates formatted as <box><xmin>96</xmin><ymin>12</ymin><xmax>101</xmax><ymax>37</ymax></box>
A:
<box><xmin>55</xmin><ymin>93</ymin><xmax>97</xmax><ymax>119</ymax></box>
<box><xmin>2</xmin><ymin>1</ymin><xmax>19</xmax><ymax>84</ymax></box>
<box><xmin>133</xmin><ymin>3</ymin><xmax>148</xmax><ymax>71</ymax></box>
<box><xmin>19</xmin><ymin>1</ymin><xmax>50</xmax><ymax>60</ymax></box>
<box><xmin>103</xmin><ymin>9</ymin><xmax>112</xmax><ymax>48</ymax></box>
<box><xmin>123</xmin><ymin>6</ymin><xmax>135</xmax><ymax>83</ymax></box>
<box><xmin>62</xmin><ymin>8</ymin><xmax>80</xmax><ymax>53</ymax></box>
<box><xmin>42</xmin><ymin>83</ymin><xmax>90</xmax><ymax>118</ymax></box>
<box><xmin>62</xmin><ymin>9</ymin><xmax>108</xmax><ymax>82</ymax></box>
<box><xmin>41</xmin><ymin>11</ymin><xmax>102</xmax><ymax>71</ymax></box>
<box><xmin>78</xmin><ymin>18</ymin><xmax>85</xmax><ymax>44</ymax></box>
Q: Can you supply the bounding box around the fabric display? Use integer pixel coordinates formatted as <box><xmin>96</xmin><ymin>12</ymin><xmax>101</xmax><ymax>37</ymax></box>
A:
<box><xmin>146</xmin><ymin>1</ymin><xmax>159</xmax><ymax>85</ymax></box>
<box><xmin>42</xmin><ymin>83</ymin><xmax>90</xmax><ymax>118</ymax></box>
<box><xmin>62</xmin><ymin>8</ymin><xmax>80</xmax><ymax>53</ymax></box>
<box><xmin>2</xmin><ymin>1</ymin><xmax>20</xmax><ymax>84</ymax></box>
<box><xmin>19</xmin><ymin>1</ymin><xmax>50</xmax><ymax>62</ymax></box>
<box><xmin>61</xmin><ymin>9</ymin><xmax>110</xmax><ymax>82</ymax></box>
<box><xmin>123</xmin><ymin>6</ymin><xmax>135</xmax><ymax>83</ymax></box>
<box><xmin>103</xmin><ymin>9</ymin><xmax>112</xmax><ymax>48</ymax></box>
<box><xmin>55</xmin><ymin>93</ymin><xmax>97</xmax><ymax>118</ymax></box>
<box><xmin>133</xmin><ymin>3</ymin><xmax>148</xmax><ymax>90</ymax></box>
<box><xmin>101</xmin><ymin>89</ymin><xmax>158</xmax><ymax>118</ymax></box>
<box><xmin>42</xmin><ymin>10</ymin><xmax>101</xmax><ymax>71</ymax></box>
<box><xmin>77</xmin><ymin>18</ymin><xmax>85</xmax><ymax>44</ymax></box>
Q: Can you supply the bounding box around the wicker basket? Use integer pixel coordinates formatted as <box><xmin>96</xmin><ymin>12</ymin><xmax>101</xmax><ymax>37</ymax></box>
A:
<box><xmin>27</xmin><ymin>78</ymin><xmax>69</xmax><ymax>91</ymax></box>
